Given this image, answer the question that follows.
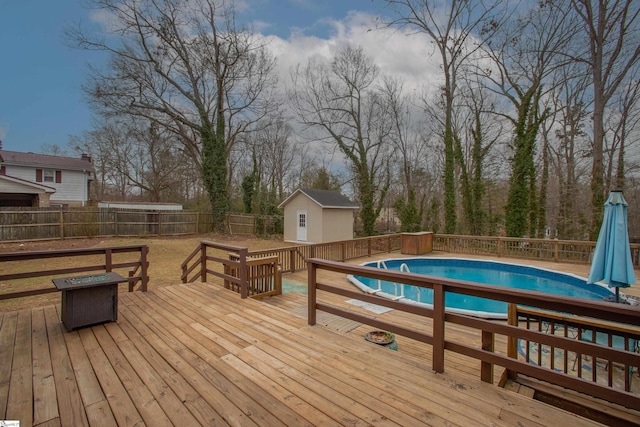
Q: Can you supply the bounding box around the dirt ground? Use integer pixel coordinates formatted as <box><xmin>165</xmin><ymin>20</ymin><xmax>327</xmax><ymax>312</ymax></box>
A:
<box><xmin>0</xmin><ymin>233</ymin><xmax>291</xmax><ymax>312</ymax></box>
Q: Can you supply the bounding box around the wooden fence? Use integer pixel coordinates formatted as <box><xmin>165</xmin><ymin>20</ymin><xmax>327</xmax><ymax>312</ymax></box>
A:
<box><xmin>0</xmin><ymin>208</ymin><xmax>282</xmax><ymax>242</ymax></box>
<box><xmin>433</xmin><ymin>234</ymin><xmax>640</xmax><ymax>267</ymax></box>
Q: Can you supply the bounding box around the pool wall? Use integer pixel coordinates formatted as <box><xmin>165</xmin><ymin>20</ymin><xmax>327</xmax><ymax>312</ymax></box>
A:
<box><xmin>347</xmin><ymin>257</ymin><xmax>616</xmax><ymax>320</ymax></box>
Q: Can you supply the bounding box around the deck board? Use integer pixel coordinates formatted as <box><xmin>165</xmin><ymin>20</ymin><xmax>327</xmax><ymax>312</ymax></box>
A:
<box><xmin>0</xmin><ymin>282</ymin><xmax>620</xmax><ymax>426</ymax></box>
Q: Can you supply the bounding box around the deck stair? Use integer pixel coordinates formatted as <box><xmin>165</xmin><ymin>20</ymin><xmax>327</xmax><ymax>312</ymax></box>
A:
<box><xmin>505</xmin><ymin>375</ymin><xmax>640</xmax><ymax>426</ymax></box>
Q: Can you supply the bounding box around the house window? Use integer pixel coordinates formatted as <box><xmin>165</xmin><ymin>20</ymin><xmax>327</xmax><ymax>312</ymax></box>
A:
<box><xmin>36</xmin><ymin>169</ymin><xmax>62</xmax><ymax>183</ymax></box>
<box><xmin>299</xmin><ymin>213</ymin><xmax>306</xmax><ymax>228</ymax></box>
<box><xmin>43</xmin><ymin>169</ymin><xmax>54</xmax><ymax>182</ymax></box>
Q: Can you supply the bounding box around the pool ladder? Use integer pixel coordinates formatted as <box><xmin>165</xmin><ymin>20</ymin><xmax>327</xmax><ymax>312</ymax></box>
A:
<box><xmin>374</xmin><ymin>261</ymin><xmax>418</xmax><ymax>302</ymax></box>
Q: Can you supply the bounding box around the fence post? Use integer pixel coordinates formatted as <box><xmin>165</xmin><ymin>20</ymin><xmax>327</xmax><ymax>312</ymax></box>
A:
<box><xmin>432</xmin><ymin>284</ymin><xmax>445</xmax><ymax>373</ymax></box>
<box><xmin>195</xmin><ymin>212</ymin><xmax>199</xmax><ymax>234</ymax></box>
<box><xmin>239</xmin><ymin>247</ymin><xmax>248</xmax><ymax>299</ymax></box>
<box><xmin>368</xmin><ymin>238</ymin><xmax>372</xmax><ymax>257</ymax></box>
<box><xmin>114</xmin><ymin>210</ymin><xmax>119</xmax><ymax>237</ymax></box>
<box><xmin>554</xmin><ymin>240</ymin><xmax>559</xmax><ymax>262</ymax></box>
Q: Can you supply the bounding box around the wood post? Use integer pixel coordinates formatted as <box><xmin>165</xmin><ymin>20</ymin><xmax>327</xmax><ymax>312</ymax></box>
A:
<box><xmin>200</xmin><ymin>242</ymin><xmax>207</xmax><ymax>282</ymax></box>
<box><xmin>105</xmin><ymin>249</ymin><xmax>112</xmax><ymax>272</ymax></box>
<box><xmin>481</xmin><ymin>331</ymin><xmax>494</xmax><ymax>383</ymax></box>
<box><xmin>507</xmin><ymin>303</ymin><xmax>518</xmax><ymax>380</ymax></box>
<box><xmin>308</xmin><ymin>260</ymin><xmax>317</xmax><ymax>326</ymax></box>
<box><xmin>140</xmin><ymin>245</ymin><xmax>148</xmax><ymax>292</ymax></box>
<box><xmin>239</xmin><ymin>247</ymin><xmax>248</xmax><ymax>299</ymax></box>
<box><xmin>432</xmin><ymin>284</ymin><xmax>445</xmax><ymax>373</ymax></box>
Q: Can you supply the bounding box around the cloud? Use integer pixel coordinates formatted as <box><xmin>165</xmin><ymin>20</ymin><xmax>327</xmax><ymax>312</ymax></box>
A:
<box><xmin>264</xmin><ymin>11</ymin><xmax>443</xmax><ymax>97</ymax></box>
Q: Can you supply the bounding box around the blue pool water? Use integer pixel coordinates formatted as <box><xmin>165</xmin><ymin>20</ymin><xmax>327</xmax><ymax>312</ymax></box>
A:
<box><xmin>348</xmin><ymin>258</ymin><xmax>614</xmax><ymax>319</ymax></box>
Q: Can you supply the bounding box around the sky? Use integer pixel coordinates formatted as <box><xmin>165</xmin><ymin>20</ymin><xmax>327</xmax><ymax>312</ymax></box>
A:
<box><xmin>0</xmin><ymin>0</ymin><xmax>438</xmax><ymax>154</ymax></box>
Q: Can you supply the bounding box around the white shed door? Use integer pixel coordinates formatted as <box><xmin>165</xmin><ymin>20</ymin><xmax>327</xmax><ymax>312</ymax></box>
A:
<box><xmin>296</xmin><ymin>210</ymin><xmax>307</xmax><ymax>241</ymax></box>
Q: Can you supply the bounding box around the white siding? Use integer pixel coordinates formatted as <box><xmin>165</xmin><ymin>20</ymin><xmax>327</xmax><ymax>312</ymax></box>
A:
<box><xmin>4</xmin><ymin>165</ymin><xmax>90</xmax><ymax>205</ymax></box>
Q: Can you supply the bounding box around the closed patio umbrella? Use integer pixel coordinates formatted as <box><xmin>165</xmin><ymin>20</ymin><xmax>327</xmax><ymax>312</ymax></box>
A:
<box><xmin>587</xmin><ymin>190</ymin><xmax>636</xmax><ymax>302</ymax></box>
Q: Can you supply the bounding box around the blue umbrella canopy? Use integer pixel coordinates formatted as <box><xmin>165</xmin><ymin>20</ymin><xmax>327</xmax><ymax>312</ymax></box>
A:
<box><xmin>587</xmin><ymin>190</ymin><xmax>636</xmax><ymax>302</ymax></box>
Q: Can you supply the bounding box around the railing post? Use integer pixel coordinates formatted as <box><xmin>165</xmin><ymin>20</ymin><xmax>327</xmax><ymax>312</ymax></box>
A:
<box><xmin>289</xmin><ymin>248</ymin><xmax>295</xmax><ymax>273</ymax></box>
<box><xmin>105</xmin><ymin>249</ymin><xmax>113</xmax><ymax>272</ymax></box>
<box><xmin>341</xmin><ymin>242</ymin><xmax>345</xmax><ymax>261</ymax></box>
<box><xmin>239</xmin><ymin>247</ymin><xmax>248</xmax><ymax>299</ymax></box>
<box><xmin>387</xmin><ymin>235</ymin><xmax>392</xmax><ymax>252</ymax></box>
<box><xmin>140</xmin><ymin>245</ymin><xmax>148</xmax><ymax>292</ymax></box>
<box><xmin>481</xmin><ymin>331</ymin><xmax>494</xmax><ymax>383</ymax></box>
<box><xmin>308</xmin><ymin>260</ymin><xmax>317</xmax><ymax>325</ymax></box>
<box><xmin>368</xmin><ymin>238</ymin><xmax>372</xmax><ymax>257</ymax></box>
<box><xmin>432</xmin><ymin>284</ymin><xmax>445</xmax><ymax>373</ymax></box>
<box><xmin>554</xmin><ymin>241</ymin><xmax>559</xmax><ymax>262</ymax></box>
<box><xmin>200</xmin><ymin>242</ymin><xmax>207</xmax><ymax>282</ymax></box>
<box><xmin>507</xmin><ymin>303</ymin><xmax>518</xmax><ymax>380</ymax></box>
<box><xmin>497</xmin><ymin>238</ymin><xmax>502</xmax><ymax>257</ymax></box>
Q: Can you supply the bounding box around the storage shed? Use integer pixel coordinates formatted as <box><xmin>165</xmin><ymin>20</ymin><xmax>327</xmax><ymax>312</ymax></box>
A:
<box><xmin>279</xmin><ymin>188</ymin><xmax>358</xmax><ymax>243</ymax></box>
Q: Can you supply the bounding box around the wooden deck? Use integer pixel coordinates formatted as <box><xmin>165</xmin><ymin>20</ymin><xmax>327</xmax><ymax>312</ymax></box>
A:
<box><xmin>0</xmin><ymin>282</ymin><xmax>622</xmax><ymax>426</ymax></box>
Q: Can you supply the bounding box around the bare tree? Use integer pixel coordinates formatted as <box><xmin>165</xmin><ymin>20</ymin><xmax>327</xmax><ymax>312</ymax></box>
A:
<box><xmin>479</xmin><ymin>2</ymin><xmax>576</xmax><ymax>237</ymax></box>
<box><xmin>68</xmin><ymin>0</ymin><xmax>277</xmax><ymax>229</ymax></box>
<box><xmin>384</xmin><ymin>0</ymin><xmax>509</xmax><ymax>234</ymax></box>
<box><xmin>288</xmin><ymin>45</ymin><xmax>392</xmax><ymax>236</ymax></box>
<box><xmin>570</xmin><ymin>0</ymin><xmax>640</xmax><ymax>238</ymax></box>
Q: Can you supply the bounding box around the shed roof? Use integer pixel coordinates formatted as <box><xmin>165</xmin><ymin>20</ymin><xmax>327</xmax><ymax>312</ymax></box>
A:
<box><xmin>278</xmin><ymin>188</ymin><xmax>358</xmax><ymax>209</ymax></box>
<box><xmin>0</xmin><ymin>150</ymin><xmax>94</xmax><ymax>172</ymax></box>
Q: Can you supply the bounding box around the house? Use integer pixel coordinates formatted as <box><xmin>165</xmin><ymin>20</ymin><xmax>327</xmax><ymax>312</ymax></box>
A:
<box><xmin>278</xmin><ymin>188</ymin><xmax>358</xmax><ymax>243</ymax></box>
<box><xmin>0</xmin><ymin>150</ymin><xmax>94</xmax><ymax>207</ymax></box>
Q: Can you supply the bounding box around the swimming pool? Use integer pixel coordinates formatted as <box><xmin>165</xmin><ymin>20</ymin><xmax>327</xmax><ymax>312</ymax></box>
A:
<box><xmin>347</xmin><ymin>258</ymin><xmax>616</xmax><ymax>319</ymax></box>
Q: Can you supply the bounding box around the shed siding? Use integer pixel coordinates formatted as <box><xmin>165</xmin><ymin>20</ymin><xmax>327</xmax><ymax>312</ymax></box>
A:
<box><xmin>282</xmin><ymin>191</ymin><xmax>355</xmax><ymax>243</ymax></box>
<box><xmin>321</xmin><ymin>209</ymin><xmax>354</xmax><ymax>242</ymax></box>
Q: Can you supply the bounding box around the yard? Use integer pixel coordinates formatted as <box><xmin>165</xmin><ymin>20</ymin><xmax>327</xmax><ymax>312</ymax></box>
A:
<box><xmin>0</xmin><ymin>234</ymin><xmax>290</xmax><ymax>312</ymax></box>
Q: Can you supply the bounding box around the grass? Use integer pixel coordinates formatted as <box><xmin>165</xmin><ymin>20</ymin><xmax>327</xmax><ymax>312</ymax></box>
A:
<box><xmin>0</xmin><ymin>233</ymin><xmax>290</xmax><ymax>312</ymax></box>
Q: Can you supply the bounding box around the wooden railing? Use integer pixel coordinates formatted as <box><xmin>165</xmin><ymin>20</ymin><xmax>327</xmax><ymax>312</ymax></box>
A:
<box><xmin>0</xmin><ymin>245</ymin><xmax>149</xmax><ymax>300</ymax></box>
<box><xmin>246</xmin><ymin>234</ymin><xmax>402</xmax><ymax>273</ymax></box>
<box><xmin>306</xmin><ymin>258</ymin><xmax>640</xmax><ymax>410</ymax></box>
<box><xmin>510</xmin><ymin>306</ymin><xmax>640</xmax><ymax>393</ymax></box>
<box><xmin>180</xmin><ymin>241</ymin><xmax>281</xmax><ymax>299</ymax></box>
<box><xmin>434</xmin><ymin>234</ymin><xmax>640</xmax><ymax>266</ymax></box>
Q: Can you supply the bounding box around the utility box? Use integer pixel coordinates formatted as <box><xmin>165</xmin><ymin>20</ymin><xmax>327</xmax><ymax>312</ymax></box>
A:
<box><xmin>401</xmin><ymin>232</ymin><xmax>433</xmax><ymax>255</ymax></box>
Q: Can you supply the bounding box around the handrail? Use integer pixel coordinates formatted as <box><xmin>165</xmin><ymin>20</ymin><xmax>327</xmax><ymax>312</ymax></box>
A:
<box><xmin>0</xmin><ymin>245</ymin><xmax>149</xmax><ymax>300</ymax></box>
<box><xmin>247</xmin><ymin>234</ymin><xmax>402</xmax><ymax>273</ymax></box>
<box><xmin>180</xmin><ymin>240</ymin><xmax>250</xmax><ymax>298</ymax></box>
<box><xmin>306</xmin><ymin>257</ymin><xmax>640</xmax><ymax>410</ymax></box>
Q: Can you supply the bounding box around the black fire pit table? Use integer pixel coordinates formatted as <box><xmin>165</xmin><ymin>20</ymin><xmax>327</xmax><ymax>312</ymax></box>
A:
<box><xmin>52</xmin><ymin>272</ymin><xmax>127</xmax><ymax>331</ymax></box>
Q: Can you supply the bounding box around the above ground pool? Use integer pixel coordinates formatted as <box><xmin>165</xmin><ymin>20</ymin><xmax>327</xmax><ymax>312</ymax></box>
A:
<box><xmin>348</xmin><ymin>258</ymin><xmax>616</xmax><ymax>319</ymax></box>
